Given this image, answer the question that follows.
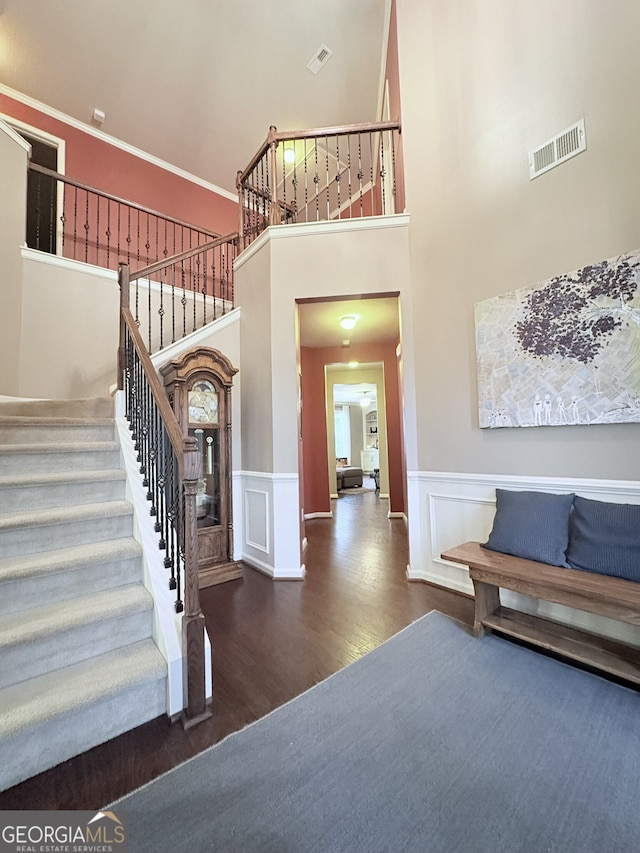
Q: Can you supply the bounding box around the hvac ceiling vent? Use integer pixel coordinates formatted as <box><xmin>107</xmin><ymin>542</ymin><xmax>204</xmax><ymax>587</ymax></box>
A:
<box><xmin>528</xmin><ymin>119</ymin><xmax>586</xmax><ymax>179</ymax></box>
<box><xmin>307</xmin><ymin>44</ymin><xmax>333</xmax><ymax>74</ymax></box>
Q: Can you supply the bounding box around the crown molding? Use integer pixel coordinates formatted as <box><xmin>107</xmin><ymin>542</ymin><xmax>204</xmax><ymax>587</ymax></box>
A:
<box><xmin>0</xmin><ymin>84</ymin><xmax>238</xmax><ymax>203</ymax></box>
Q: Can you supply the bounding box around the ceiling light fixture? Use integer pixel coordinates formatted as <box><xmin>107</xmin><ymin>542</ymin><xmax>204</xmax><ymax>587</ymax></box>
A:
<box><xmin>360</xmin><ymin>392</ymin><xmax>370</xmax><ymax>408</ymax></box>
<box><xmin>283</xmin><ymin>147</ymin><xmax>295</xmax><ymax>164</ymax></box>
<box><xmin>339</xmin><ymin>315</ymin><xmax>357</xmax><ymax>330</ymax></box>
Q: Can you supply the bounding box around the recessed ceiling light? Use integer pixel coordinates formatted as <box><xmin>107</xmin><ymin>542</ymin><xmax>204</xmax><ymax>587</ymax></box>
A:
<box><xmin>339</xmin><ymin>315</ymin><xmax>357</xmax><ymax>330</ymax></box>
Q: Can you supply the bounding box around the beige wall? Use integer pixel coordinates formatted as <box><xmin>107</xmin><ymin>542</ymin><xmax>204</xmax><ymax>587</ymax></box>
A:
<box><xmin>0</xmin><ymin>121</ymin><xmax>29</xmax><ymax>396</ymax></box>
<box><xmin>396</xmin><ymin>0</ymin><xmax>640</xmax><ymax>479</ymax></box>
<box><xmin>19</xmin><ymin>253</ymin><xmax>119</xmax><ymax>399</ymax></box>
<box><xmin>261</xmin><ymin>218</ymin><xmax>413</xmax><ymax>474</ymax></box>
<box><xmin>237</xmin><ymin>240</ymin><xmax>275</xmax><ymax>472</ymax></box>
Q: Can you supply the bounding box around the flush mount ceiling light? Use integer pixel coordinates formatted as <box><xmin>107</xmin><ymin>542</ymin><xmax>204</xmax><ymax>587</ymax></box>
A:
<box><xmin>283</xmin><ymin>147</ymin><xmax>295</xmax><ymax>164</ymax></box>
<box><xmin>339</xmin><ymin>315</ymin><xmax>357</xmax><ymax>330</ymax></box>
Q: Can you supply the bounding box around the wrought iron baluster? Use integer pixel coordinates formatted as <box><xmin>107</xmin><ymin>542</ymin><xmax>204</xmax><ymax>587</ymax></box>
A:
<box><xmin>158</xmin><ymin>265</ymin><xmax>165</xmax><ymax>352</ymax></box>
<box><xmin>314</xmin><ymin>138</ymin><xmax>320</xmax><ymax>221</ymax></box>
<box><xmin>181</xmin><ymin>260</ymin><xmax>187</xmax><ymax>339</ymax></box>
<box><xmin>391</xmin><ymin>130</ymin><xmax>397</xmax><ymax>211</ymax></box>
<box><xmin>325</xmin><ymin>138</ymin><xmax>330</xmax><ymax>220</ymax></box>
<box><xmin>156</xmin><ymin>422</ymin><xmax>167</xmax><ymax>542</ymax></box>
<box><xmin>106</xmin><ymin>199</ymin><xmax>111</xmax><ymax>266</ymax></box>
<box><xmin>126</xmin><ymin>207</ymin><xmax>132</xmax><ymax>265</ymax></box>
<box><xmin>96</xmin><ymin>193</ymin><xmax>100</xmax><ymax>264</ymax></box>
<box><xmin>73</xmin><ymin>186</ymin><xmax>78</xmax><ymax>259</ymax></box>
<box><xmin>116</xmin><ymin>202</ymin><xmax>121</xmax><ymax>261</ymax></box>
<box><xmin>303</xmin><ymin>138</ymin><xmax>308</xmax><ymax>223</ymax></box>
<box><xmin>346</xmin><ymin>136</ymin><xmax>352</xmax><ymax>218</ymax></box>
<box><xmin>336</xmin><ymin>135</ymin><xmax>341</xmax><ymax>217</ymax></box>
<box><xmin>84</xmin><ymin>189</ymin><xmax>90</xmax><ymax>263</ymax></box>
<box><xmin>380</xmin><ymin>130</ymin><xmax>387</xmax><ymax>215</ymax></box>
<box><xmin>47</xmin><ymin>174</ymin><xmax>55</xmax><ymax>252</ymax></box>
<box><xmin>60</xmin><ymin>185</ymin><xmax>67</xmax><ymax>257</ymax></box>
<box><xmin>369</xmin><ymin>132</ymin><xmax>375</xmax><ymax>216</ymax></box>
<box><xmin>211</xmin><ymin>248</ymin><xmax>217</xmax><ymax>322</ymax></box>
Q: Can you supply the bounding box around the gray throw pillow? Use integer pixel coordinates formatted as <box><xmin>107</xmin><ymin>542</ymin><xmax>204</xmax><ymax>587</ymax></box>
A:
<box><xmin>566</xmin><ymin>496</ymin><xmax>640</xmax><ymax>582</ymax></box>
<box><xmin>482</xmin><ymin>488</ymin><xmax>574</xmax><ymax>567</ymax></box>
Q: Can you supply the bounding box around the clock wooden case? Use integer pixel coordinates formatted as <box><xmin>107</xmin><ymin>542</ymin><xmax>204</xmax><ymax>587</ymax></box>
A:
<box><xmin>160</xmin><ymin>346</ymin><xmax>241</xmax><ymax>588</ymax></box>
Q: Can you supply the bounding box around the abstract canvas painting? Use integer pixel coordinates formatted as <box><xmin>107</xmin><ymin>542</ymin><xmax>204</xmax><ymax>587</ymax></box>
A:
<box><xmin>475</xmin><ymin>250</ymin><xmax>640</xmax><ymax>428</ymax></box>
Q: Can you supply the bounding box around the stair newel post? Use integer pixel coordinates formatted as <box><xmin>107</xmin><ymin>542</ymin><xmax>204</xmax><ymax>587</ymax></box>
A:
<box><xmin>180</xmin><ymin>438</ymin><xmax>212</xmax><ymax>729</ymax></box>
<box><xmin>236</xmin><ymin>170</ymin><xmax>245</xmax><ymax>253</ymax></box>
<box><xmin>268</xmin><ymin>125</ymin><xmax>281</xmax><ymax>227</ymax></box>
<box><xmin>117</xmin><ymin>263</ymin><xmax>130</xmax><ymax>391</ymax></box>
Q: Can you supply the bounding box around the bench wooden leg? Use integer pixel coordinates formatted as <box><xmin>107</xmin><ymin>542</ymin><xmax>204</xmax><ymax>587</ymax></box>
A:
<box><xmin>472</xmin><ymin>580</ymin><xmax>500</xmax><ymax>638</ymax></box>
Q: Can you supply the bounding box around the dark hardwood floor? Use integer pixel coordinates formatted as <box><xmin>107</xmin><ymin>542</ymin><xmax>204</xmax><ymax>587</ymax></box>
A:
<box><xmin>0</xmin><ymin>485</ymin><xmax>473</xmax><ymax>809</ymax></box>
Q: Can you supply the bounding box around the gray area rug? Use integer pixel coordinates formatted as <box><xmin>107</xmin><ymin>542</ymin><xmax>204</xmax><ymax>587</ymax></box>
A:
<box><xmin>111</xmin><ymin>612</ymin><xmax>640</xmax><ymax>853</ymax></box>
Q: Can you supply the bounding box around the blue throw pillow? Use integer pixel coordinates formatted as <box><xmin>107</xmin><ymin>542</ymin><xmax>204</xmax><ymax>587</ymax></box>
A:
<box><xmin>566</xmin><ymin>496</ymin><xmax>640</xmax><ymax>582</ymax></box>
<box><xmin>482</xmin><ymin>489</ymin><xmax>574</xmax><ymax>567</ymax></box>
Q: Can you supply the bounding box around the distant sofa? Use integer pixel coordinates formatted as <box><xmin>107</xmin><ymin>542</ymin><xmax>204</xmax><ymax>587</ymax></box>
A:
<box><xmin>336</xmin><ymin>466</ymin><xmax>363</xmax><ymax>490</ymax></box>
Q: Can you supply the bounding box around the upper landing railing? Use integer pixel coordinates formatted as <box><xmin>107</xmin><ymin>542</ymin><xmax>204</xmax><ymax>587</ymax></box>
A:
<box><xmin>27</xmin><ymin>162</ymin><xmax>222</xmax><ymax>272</ymax></box>
<box><xmin>235</xmin><ymin>120</ymin><xmax>402</xmax><ymax>250</ymax></box>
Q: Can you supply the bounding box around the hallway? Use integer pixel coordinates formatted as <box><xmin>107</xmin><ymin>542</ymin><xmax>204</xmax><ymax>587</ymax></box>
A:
<box><xmin>0</xmin><ymin>490</ymin><xmax>473</xmax><ymax>809</ymax></box>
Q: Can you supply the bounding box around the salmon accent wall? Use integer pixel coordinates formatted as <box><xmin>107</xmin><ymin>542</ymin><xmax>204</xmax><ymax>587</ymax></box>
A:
<box><xmin>0</xmin><ymin>92</ymin><xmax>238</xmax><ymax>237</ymax></box>
<box><xmin>301</xmin><ymin>340</ymin><xmax>405</xmax><ymax>516</ymax></box>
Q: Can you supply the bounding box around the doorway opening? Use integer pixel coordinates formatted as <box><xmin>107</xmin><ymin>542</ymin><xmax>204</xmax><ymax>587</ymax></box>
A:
<box><xmin>3</xmin><ymin>116</ymin><xmax>65</xmax><ymax>256</ymax></box>
<box><xmin>297</xmin><ymin>293</ymin><xmax>406</xmax><ymax>526</ymax></box>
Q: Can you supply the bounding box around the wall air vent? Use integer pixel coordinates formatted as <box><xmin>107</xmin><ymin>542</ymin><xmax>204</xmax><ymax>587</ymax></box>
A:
<box><xmin>528</xmin><ymin>119</ymin><xmax>586</xmax><ymax>179</ymax></box>
<box><xmin>307</xmin><ymin>44</ymin><xmax>333</xmax><ymax>74</ymax></box>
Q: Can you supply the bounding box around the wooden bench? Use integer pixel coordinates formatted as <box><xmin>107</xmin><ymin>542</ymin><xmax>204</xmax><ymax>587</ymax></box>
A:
<box><xmin>441</xmin><ymin>541</ymin><xmax>640</xmax><ymax>685</ymax></box>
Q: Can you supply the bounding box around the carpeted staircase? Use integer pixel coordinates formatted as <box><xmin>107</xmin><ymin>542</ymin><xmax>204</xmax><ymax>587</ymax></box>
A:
<box><xmin>0</xmin><ymin>398</ymin><xmax>167</xmax><ymax>792</ymax></box>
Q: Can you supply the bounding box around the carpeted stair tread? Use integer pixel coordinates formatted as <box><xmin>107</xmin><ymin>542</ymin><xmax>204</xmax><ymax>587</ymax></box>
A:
<box><xmin>0</xmin><ymin>499</ymin><xmax>133</xmax><ymax>532</ymax></box>
<box><xmin>0</xmin><ymin>538</ymin><xmax>141</xmax><ymax>584</ymax></box>
<box><xmin>0</xmin><ymin>416</ymin><xmax>114</xmax><ymax>427</ymax></box>
<box><xmin>0</xmin><ymin>440</ymin><xmax>120</xmax><ymax>455</ymax></box>
<box><xmin>0</xmin><ymin>468</ymin><xmax>126</xmax><ymax>489</ymax></box>
<box><xmin>0</xmin><ymin>397</ymin><xmax>113</xmax><ymax>418</ymax></box>
<box><xmin>0</xmin><ymin>584</ymin><xmax>153</xmax><ymax>652</ymax></box>
<box><xmin>0</xmin><ymin>420</ymin><xmax>115</xmax><ymax>444</ymax></box>
<box><xmin>0</xmin><ymin>639</ymin><xmax>166</xmax><ymax>737</ymax></box>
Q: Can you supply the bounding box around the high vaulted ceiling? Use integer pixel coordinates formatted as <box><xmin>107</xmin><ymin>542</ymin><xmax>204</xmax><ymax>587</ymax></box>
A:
<box><xmin>0</xmin><ymin>0</ymin><xmax>390</xmax><ymax>196</ymax></box>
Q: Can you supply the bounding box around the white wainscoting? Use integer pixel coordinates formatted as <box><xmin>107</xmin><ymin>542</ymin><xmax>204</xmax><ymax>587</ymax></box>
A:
<box><xmin>238</xmin><ymin>471</ymin><xmax>305</xmax><ymax>580</ymax></box>
<box><xmin>407</xmin><ymin>471</ymin><xmax>640</xmax><ymax>647</ymax></box>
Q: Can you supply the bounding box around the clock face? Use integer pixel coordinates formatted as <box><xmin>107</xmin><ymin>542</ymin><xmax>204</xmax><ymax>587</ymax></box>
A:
<box><xmin>188</xmin><ymin>380</ymin><xmax>219</xmax><ymax>424</ymax></box>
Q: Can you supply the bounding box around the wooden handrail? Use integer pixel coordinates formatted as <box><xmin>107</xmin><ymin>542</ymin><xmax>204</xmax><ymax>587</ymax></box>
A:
<box><xmin>29</xmin><ymin>162</ymin><xmax>221</xmax><ymax>239</ymax></box>
<box><xmin>273</xmin><ymin>119</ymin><xmax>401</xmax><ymax>143</ymax></box>
<box><xmin>130</xmin><ymin>232</ymin><xmax>239</xmax><ymax>283</ymax></box>
<box><xmin>120</xmin><ymin>306</ymin><xmax>194</xmax><ymax>470</ymax></box>
<box><xmin>236</xmin><ymin>119</ymin><xmax>401</xmax><ymax>187</ymax></box>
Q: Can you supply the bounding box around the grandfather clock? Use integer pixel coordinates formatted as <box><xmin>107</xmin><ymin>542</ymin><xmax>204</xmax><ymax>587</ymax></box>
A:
<box><xmin>160</xmin><ymin>346</ymin><xmax>242</xmax><ymax>588</ymax></box>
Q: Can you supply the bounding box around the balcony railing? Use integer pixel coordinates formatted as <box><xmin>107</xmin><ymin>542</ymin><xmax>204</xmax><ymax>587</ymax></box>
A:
<box><xmin>26</xmin><ymin>162</ymin><xmax>222</xmax><ymax>273</ymax></box>
<box><xmin>120</xmin><ymin>234</ymin><xmax>238</xmax><ymax>356</ymax></box>
<box><xmin>236</xmin><ymin>120</ymin><xmax>402</xmax><ymax>249</ymax></box>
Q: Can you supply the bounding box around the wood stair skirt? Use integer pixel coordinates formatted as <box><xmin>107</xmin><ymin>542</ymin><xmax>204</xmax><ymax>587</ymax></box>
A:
<box><xmin>0</xmin><ymin>398</ymin><xmax>167</xmax><ymax>792</ymax></box>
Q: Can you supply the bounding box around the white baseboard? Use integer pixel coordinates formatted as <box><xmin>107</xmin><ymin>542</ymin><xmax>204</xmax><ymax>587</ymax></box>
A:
<box><xmin>304</xmin><ymin>511</ymin><xmax>333</xmax><ymax>519</ymax></box>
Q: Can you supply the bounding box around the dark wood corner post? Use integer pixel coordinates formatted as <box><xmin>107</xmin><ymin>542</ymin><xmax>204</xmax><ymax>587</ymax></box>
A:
<box><xmin>268</xmin><ymin>125</ymin><xmax>280</xmax><ymax>226</ymax></box>
<box><xmin>117</xmin><ymin>263</ymin><xmax>130</xmax><ymax>391</ymax></box>
<box><xmin>236</xmin><ymin>170</ymin><xmax>245</xmax><ymax>253</ymax></box>
<box><xmin>181</xmin><ymin>438</ymin><xmax>212</xmax><ymax>729</ymax></box>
